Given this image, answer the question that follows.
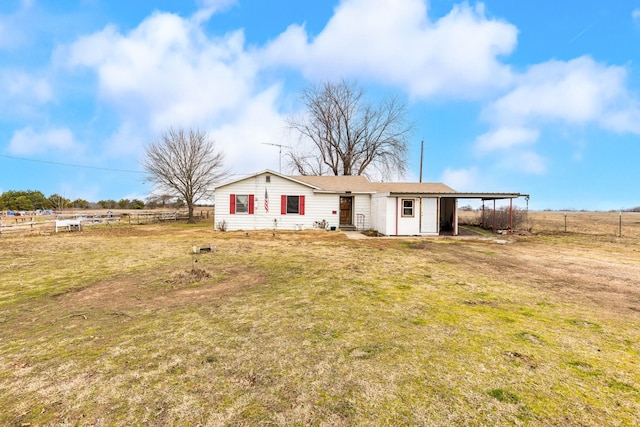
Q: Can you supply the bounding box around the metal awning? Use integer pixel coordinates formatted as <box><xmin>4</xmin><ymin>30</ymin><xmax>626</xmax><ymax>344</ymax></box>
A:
<box><xmin>442</xmin><ymin>192</ymin><xmax>526</xmax><ymax>200</ymax></box>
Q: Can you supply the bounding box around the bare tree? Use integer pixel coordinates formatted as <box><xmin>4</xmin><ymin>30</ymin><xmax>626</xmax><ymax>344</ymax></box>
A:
<box><xmin>287</xmin><ymin>79</ymin><xmax>413</xmax><ymax>178</ymax></box>
<box><xmin>142</xmin><ymin>128</ymin><xmax>227</xmax><ymax>223</ymax></box>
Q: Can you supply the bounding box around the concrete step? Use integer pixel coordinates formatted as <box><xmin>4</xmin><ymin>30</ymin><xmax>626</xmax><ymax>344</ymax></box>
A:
<box><xmin>340</xmin><ymin>225</ymin><xmax>357</xmax><ymax>231</ymax></box>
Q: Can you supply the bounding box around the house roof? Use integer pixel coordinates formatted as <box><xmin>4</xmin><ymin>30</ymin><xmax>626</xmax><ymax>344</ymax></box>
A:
<box><xmin>291</xmin><ymin>175</ymin><xmax>377</xmax><ymax>192</ymax></box>
<box><xmin>293</xmin><ymin>175</ymin><xmax>456</xmax><ymax>194</ymax></box>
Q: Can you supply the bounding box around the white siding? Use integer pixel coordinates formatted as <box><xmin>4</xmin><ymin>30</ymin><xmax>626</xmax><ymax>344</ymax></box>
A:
<box><xmin>352</xmin><ymin>194</ymin><xmax>371</xmax><ymax>230</ymax></box>
<box><xmin>370</xmin><ymin>195</ymin><xmax>380</xmax><ymax>233</ymax></box>
<box><xmin>301</xmin><ymin>193</ymin><xmax>338</xmax><ymax>230</ymax></box>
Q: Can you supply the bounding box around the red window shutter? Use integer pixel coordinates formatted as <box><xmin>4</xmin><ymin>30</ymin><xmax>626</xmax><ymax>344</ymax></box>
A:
<box><xmin>230</xmin><ymin>194</ymin><xmax>236</xmax><ymax>214</ymax></box>
<box><xmin>281</xmin><ymin>195</ymin><xmax>287</xmax><ymax>215</ymax></box>
<box><xmin>248</xmin><ymin>194</ymin><xmax>255</xmax><ymax>214</ymax></box>
<box><xmin>299</xmin><ymin>195</ymin><xmax>305</xmax><ymax>215</ymax></box>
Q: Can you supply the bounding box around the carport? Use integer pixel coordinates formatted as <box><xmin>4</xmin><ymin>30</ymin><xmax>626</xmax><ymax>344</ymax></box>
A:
<box><xmin>442</xmin><ymin>192</ymin><xmax>529</xmax><ymax>235</ymax></box>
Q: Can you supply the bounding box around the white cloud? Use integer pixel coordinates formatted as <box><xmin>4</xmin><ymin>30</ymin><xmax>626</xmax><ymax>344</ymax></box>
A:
<box><xmin>57</xmin><ymin>8</ymin><xmax>296</xmax><ymax>175</ymax></box>
<box><xmin>60</xmin><ymin>12</ymin><xmax>265</xmax><ymax>131</ymax></box>
<box><xmin>209</xmin><ymin>85</ymin><xmax>292</xmax><ymax>174</ymax></box>
<box><xmin>497</xmin><ymin>150</ymin><xmax>546</xmax><ymax>175</ymax></box>
<box><xmin>476</xmin><ymin>126</ymin><xmax>539</xmax><ymax>153</ymax></box>
<box><xmin>440</xmin><ymin>166</ymin><xmax>481</xmax><ymax>191</ymax></box>
<box><xmin>193</xmin><ymin>0</ymin><xmax>237</xmax><ymax>23</ymax></box>
<box><xmin>473</xmin><ymin>55</ymin><xmax>640</xmax><ymax>174</ymax></box>
<box><xmin>263</xmin><ymin>0</ymin><xmax>517</xmax><ymax>99</ymax></box>
<box><xmin>0</xmin><ymin>69</ymin><xmax>53</xmax><ymax>118</ymax></box>
<box><xmin>484</xmin><ymin>56</ymin><xmax>632</xmax><ymax>128</ymax></box>
<box><xmin>51</xmin><ymin>0</ymin><xmax>522</xmax><ymax>180</ymax></box>
<box><xmin>1</xmin><ymin>69</ymin><xmax>53</xmax><ymax>103</ymax></box>
<box><xmin>9</xmin><ymin>127</ymin><xmax>77</xmax><ymax>155</ymax></box>
<box><xmin>104</xmin><ymin>122</ymin><xmax>147</xmax><ymax>157</ymax></box>
<box><xmin>633</xmin><ymin>9</ymin><xmax>640</xmax><ymax>24</ymax></box>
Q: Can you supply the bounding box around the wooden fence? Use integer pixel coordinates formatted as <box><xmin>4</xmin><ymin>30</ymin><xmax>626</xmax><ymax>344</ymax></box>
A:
<box><xmin>0</xmin><ymin>210</ymin><xmax>210</xmax><ymax>236</ymax></box>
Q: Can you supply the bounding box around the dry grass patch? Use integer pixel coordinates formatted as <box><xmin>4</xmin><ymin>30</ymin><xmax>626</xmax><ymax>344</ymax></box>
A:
<box><xmin>1</xmin><ymin>220</ymin><xmax>639</xmax><ymax>425</ymax></box>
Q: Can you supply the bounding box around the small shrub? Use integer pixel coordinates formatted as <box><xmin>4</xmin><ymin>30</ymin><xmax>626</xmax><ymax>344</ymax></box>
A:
<box><xmin>473</xmin><ymin>206</ymin><xmax>529</xmax><ymax>232</ymax></box>
<box><xmin>488</xmin><ymin>388</ymin><xmax>520</xmax><ymax>404</ymax></box>
<box><xmin>216</xmin><ymin>219</ymin><xmax>227</xmax><ymax>231</ymax></box>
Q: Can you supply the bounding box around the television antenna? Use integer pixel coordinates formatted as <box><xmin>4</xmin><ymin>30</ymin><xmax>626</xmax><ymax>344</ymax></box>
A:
<box><xmin>262</xmin><ymin>143</ymin><xmax>291</xmax><ymax>173</ymax></box>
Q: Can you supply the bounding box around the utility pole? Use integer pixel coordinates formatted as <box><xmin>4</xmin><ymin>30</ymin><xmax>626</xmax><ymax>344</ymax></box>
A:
<box><xmin>419</xmin><ymin>139</ymin><xmax>424</xmax><ymax>183</ymax></box>
<box><xmin>262</xmin><ymin>143</ymin><xmax>291</xmax><ymax>173</ymax></box>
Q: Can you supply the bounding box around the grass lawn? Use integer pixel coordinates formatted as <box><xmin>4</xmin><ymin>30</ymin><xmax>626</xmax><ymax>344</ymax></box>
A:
<box><xmin>1</xmin><ymin>220</ymin><xmax>639</xmax><ymax>425</ymax></box>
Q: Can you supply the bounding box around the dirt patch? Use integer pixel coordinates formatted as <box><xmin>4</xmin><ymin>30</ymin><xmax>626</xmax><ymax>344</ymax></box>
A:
<box><xmin>54</xmin><ymin>265</ymin><xmax>266</xmax><ymax>314</ymax></box>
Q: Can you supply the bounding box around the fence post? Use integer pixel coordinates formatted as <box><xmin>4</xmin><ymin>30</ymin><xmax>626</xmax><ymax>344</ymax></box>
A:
<box><xmin>564</xmin><ymin>213</ymin><xmax>567</xmax><ymax>233</ymax></box>
<box><xmin>619</xmin><ymin>211</ymin><xmax>622</xmax><ymax>238</ymax></box>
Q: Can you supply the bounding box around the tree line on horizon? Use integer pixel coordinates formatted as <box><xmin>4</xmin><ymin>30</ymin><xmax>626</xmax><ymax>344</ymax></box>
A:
<box><xmin>0</xmin><ymin>190</ymin><xmax>190</xmax><ymax>213</ymax></box>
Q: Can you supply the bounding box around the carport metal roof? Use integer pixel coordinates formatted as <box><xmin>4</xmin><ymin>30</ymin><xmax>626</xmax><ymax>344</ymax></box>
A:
<box><xmin>440</xmin><ymin>192</ymin><xmax>526</xmax><ymax>200</ymax></box>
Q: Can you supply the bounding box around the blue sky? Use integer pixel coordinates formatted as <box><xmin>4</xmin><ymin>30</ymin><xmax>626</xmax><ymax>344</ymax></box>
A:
<box><xmin>1</xmin><ymin>0</ymin><xmax>639</xmax><ymax>210</ymax></box>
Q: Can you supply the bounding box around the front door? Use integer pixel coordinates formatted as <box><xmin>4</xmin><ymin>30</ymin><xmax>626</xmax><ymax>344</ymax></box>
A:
<box><xmin>340</xmin><ymin>196</ymin><xmax>353</xmax><ymax>225</ymax></box>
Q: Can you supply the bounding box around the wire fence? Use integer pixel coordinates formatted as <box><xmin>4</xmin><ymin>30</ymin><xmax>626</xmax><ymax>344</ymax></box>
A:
<box><xmin>459</xmin><ymin>210</ymin><xmax>640</xmax><ymax>238</ymax></box>
<box><xmin>527</xmin><ymin>211</ymin><xmax>640</xmax><ymax>238</ymax></box>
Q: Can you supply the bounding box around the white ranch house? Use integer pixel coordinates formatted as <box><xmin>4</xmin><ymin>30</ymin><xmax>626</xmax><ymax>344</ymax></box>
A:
<box><xmin>214</xmin><ymin>170</ymin><xmax>522</xmax><ymax>236</ymax></box>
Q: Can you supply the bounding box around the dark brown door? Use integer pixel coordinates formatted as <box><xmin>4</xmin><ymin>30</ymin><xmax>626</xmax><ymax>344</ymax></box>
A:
<box><xmin>340</xmin><ymin>196</ymin><xmax>353</xmax><ymax>225</ymax></box>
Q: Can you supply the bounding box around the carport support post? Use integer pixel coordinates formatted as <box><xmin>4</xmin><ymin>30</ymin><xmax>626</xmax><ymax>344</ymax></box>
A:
<box><xmin>509</xmin><ymin>198</ymin><xmax>513</xmax><ymax>235</ymax></box>
<box><xmin>493</xmin><ymin>200</ymin><xmax>496</xmax><ymax>233</ymax></box>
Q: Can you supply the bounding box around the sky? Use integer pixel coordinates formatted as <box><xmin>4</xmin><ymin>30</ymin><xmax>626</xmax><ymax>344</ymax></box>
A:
<box><xmin>1</xmin><ymin>0</ymin><xmax>639</xmax><ymax>210</ymax></box>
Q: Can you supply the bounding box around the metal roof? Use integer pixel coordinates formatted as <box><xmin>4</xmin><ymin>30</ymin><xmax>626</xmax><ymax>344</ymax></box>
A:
<box><xmin>447</xmin><ymin>192</ymin><xmax>526</xmax><ymax>200</ymax></box>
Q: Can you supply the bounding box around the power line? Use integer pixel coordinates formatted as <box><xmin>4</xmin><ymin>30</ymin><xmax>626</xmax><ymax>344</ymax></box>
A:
<box><xmin>0</xmin><ymin>154</ymin><xmax>146</xmax><ymax>174</ymax></box>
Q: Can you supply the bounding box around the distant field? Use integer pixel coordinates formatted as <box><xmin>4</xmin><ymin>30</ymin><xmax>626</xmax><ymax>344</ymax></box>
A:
<box><xmin>0</xmin><ymin>214</ymin><xmax>639</xmax><ymax>425</ymax></box>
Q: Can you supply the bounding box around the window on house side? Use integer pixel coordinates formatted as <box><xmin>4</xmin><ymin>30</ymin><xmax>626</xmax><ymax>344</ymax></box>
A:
<box><xmin>402</xmin><ymin>199</ymin><xmax>414</xmax><ymax>217</ymax></box>
<box><xmin>266</xmin><ymin>176</ymin><xmax>271</xmax><ymax>183</ymax></box>
<box><xmin>236</xmin><ymin>195</ymin><xmax>249</xmax><ymax>213</ymax></box>
<box><xmin>280</xmin><ymin>195</ymin><xmax>305</xmax><ymax>215</ymax></box>
<box><xmin>287</xmin><ymin>195</ymin><xmax>300</xmax><ymax>214</ymax></box>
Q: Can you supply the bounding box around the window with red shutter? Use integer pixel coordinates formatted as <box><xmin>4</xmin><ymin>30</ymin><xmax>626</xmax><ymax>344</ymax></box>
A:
<box><xmin>281</xmin><ymin>195</ymin><xmax>305</xmax><ymax>214</ymax></box>
<box><xmin>231</xmin><ymin>195</ymin><xmax>252</xmax><ymax>214</ymax></box>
